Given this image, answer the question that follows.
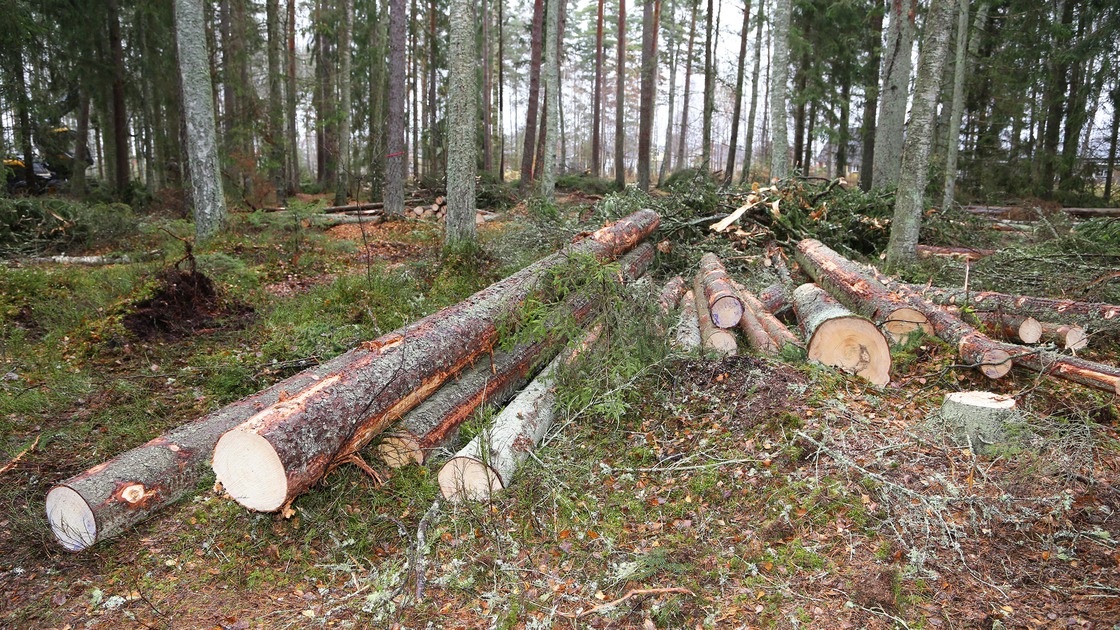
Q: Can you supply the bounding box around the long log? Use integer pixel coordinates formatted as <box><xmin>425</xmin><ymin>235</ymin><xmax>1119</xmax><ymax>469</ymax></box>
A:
<box><xmin>377</xmin><ymin>244</ymin><xmax>652</xmax><ymax>467</ymax></box>
<box><xmin>791</xmin><ymin>283</ymin><xmax>891</xmax><ymax>386</ymax></box>
<box><xmin>693</xmin><ymin>276</ymin><xmax>738</xmax><ymax>356</ymax></box>
<box><xmin>731</xmin><ymin>280</ymin><xmax>803</xmax><ymax>354</ymax></box>
<box><xmin>758</xmin><ymin>283</ymin><xmax>793</xmax><ymax>319</ymax></box>
<box><xmin>438</xmin><ymin>325</ymin><xmax>604</xmax><ymax>502</ymax></box>
<box><xmin>698</xmin><ymin>253</ymin><xmax>745</xmax><ymax>328</ymax></box>
<box><xmin>735</xmin><ymin>294</ymin><xmax>780</xmax><ymax>355</ymax></box>
<box><xmin>973</xmin><ymin>312</ymin><xmax>1043</xmax><ymax>344</ymax></box>
<box><xmin>672</xmin><ymin>290</ymin><xmax>702</xmax><ymax>351</ymax></box>
<box><xmin>962</xmin><ymin>205</ymin><xmax>1120</xmax><ymax>219</ymax></box>
<box><xmin>794</xmin><ymin>239</ymin><xmax>933</xmax><ymax>344</ymax></box>
<box><xmin>211</xmin><ymin>210</ymin><xmax>660</xmax><ymax>512</ymax></box>
<box><xmin>915</xmin><ymin>244</ymin><xmax>994</xmax><ymax>262</ymax></box>
<box><xmin>44</xmin><ymin>349</ymin><xmax>362</xmax><ymax>551</ymax></box>
<box><xmin>912</xmin><ymin>285</ymin><xmax>1120</xmax><ymax>331</ymax></box>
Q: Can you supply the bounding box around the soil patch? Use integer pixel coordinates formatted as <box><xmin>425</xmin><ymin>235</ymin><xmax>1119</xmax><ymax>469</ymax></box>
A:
<box><xmin>122</xmin><ymin>268</ymin><xmax>253</xmax><ymax>339</ymax></box>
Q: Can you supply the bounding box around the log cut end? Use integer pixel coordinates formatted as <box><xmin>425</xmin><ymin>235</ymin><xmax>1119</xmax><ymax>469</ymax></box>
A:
<box><xmin>958</xmin><ymin>337</ymin><xmax>1014</xmax><ymax>379</ymax></box>
<box><xmin>437</xmin><ymin>456</ymin><xmax>503</xmax><ymax>502</ymax></box>
<box><xmin>710</xmin><ymin>296</ymin><xmax>745</xmax><ymax>329</ymax></box>
<box><xmin>212</xmin><ymin>430</ymin><xmax>288</xmax><ymax>512</ymax></box>
<box><xmin>1017</xmin><ymin>318</ymin><xmax>1043</xmax><ymax>344</ymax></box>
<box><xmin>45</xmin><ymin>485</ymin><xmax>98</xmax><ymax>551</ymax></box>
<box><xmin>1056</xmin><ymin>324</ymin><xmax>1088</xmax><ymax>351</ymax></box>
<box><xmin>882</xmin><ymin>308</ymin><xmax>934</xmax><ymax>345</ymax></box>
<box><xmin>377</xmin><ymin>434</ymin><xmax>424</xmax><ymax>468</ymax></box>
<box><xmin>807</xmin><ymin>317</ymin><xmax>891</xmax><ymax>386</ymax></box>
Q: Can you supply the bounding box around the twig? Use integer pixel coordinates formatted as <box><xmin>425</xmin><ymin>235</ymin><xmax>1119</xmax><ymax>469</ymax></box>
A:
<box><xmin>413</xmin><ymin>499</ymin><xmax>441</xmax><ymax>602</ymax></box>
<box><xmin>615</xmin><ymin>457</ymin><xmax>759</xmax><ymax>474</ymax></box>
<box><xmin>560</xmin><ymin>587</ymin><xmax>695</xmax><ymax>618</ymax></box>
<box><xmin>0</xmin><ymin>435</ymin><xmax>40</xmax><ymax>475</ymax></box>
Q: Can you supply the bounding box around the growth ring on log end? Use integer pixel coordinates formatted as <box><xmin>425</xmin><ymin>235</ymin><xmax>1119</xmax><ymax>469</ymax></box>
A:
<box><xmin>212</xmin><ymin>430</ymin><xmax>288</xmax><ymax>512</ymax></box>
<box><xmin>45</xmin><ymin>486</ymin><xmax>98</xmax><ymax>551</ymax></box>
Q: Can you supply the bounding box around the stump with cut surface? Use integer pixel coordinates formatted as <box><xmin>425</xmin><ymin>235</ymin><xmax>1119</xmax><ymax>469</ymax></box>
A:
<box><xmin>698</xmin><ymin>253</ymin><xmax>745</xmax><ymax>329</ymax></box>
<box><xmin>693</xmin><ymin>277</ymin><xmax>738</xmax><ymax>356</ymax></box>
<box><xmin>792</xmin><ymin>283</ymin><xmax>891</xmax><ymax>386</ymax></box>
<box><xmin>794</xmin><ymin>239</ymin><xmax>933</xmax><ymax>345</ymax></box>
<box><xmin>673</xmin><ymin>290</ymin><xmax>702</xmax><ymax>351</ymax></box>
<box><xmin>941</xmin><ymin>391</ymin><xmax>1018</xmax><ymax>453</ymax></box>
<box><xmin>211</xmin><ymin>210</ymin><xmax>660</xmax><ymax>512</ymax></box>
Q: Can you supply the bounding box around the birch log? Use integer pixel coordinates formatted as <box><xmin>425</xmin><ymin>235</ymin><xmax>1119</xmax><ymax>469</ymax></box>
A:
<box><xmin>791</xmin><ymin>283</ymin><xmax>891</xmax><ymax>386</ymax></box>
<box><xmin>672</xmin><ymin>290</ymin><xmax>702</xmax><ymax>351</ymax></box>
<box><xmin>212</xmin><ymin>210</ymin><xmax>659</xmax><ymax>512</ymax></box>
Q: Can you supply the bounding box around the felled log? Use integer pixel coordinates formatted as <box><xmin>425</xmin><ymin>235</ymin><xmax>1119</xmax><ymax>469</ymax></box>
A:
<box><xmin>377</xmin><ymin>244</ymin><xmax>652</xmax><ymax>467</ymax></box>
<box><xmin>437</xmin><ymin>326</ymin><xmax>603</xmax><ymax>502</ymax></box>
<box><xmin>1040</xmin><ymin>322</ymin><xmax>1088</xmax><ymax>351</ymax></box>
<box><xmin>731</xmin><ymin>280</ymin><xmax>803</xmax><ymax>354</ymax></box>
<box><xmin>915</xmin><ymin>245</ymin><xmax>994</xmax><ymax>262</ymax></box>
<box><xmin>20</xmin><ymin>250</ymin><xmax>161</xmax><ymax>266</ymax></box>
<box><xmin>973</xmin><ymin>312</ymin><xmax>1043</xmax><ymax>344</ymax></box>
<box><xmin>791</xmin><ymin>283</ymin><xmax>891</xmax><ymax>386</ymax></box>
<box><xmin>698</xmin><ymin>253</ymin><xmax>745</xmax><ymax>328</ymax></box>
<box><xmin>962</xmin><ymin>205</ymin><xmax>1120</xmax><ymax>219</ymax></box>
<box><xmin>794</xmin><ymin>239</ymin><xmax>933</xmax><ymax>344</ymax></box>
<box><xmin>693</xmin><ymin>277</ymin><xmax>737</xmax><ymax>356</ymax></box>
<box><xmin>912</xmin><ymin>285</ymin><xmax>1120</xmax><ymax>330</ymax></box>
<box><xmin>758</xmin><ymin>283</ymin><xmax>793</xmax><ymax>319</ymax></box>
<box><xmin>735</xmin><ymin>294</ymin><xmax>780</xmax><ymax>355</ymax></box>
<box><xmin>672</xmin><ymin>290</ymin><xmax>702</xmax><ymax>351</ymax></box>
<box><xmin>657</xmin><ymin>276</ymin><xmax>687</xmax><ymax>315</ymax></box>
<box><xmin>211</xmin><ymin>209</ymin><xmax>660</xmax><ymax>512</ymax></box>
<box><xmin>44</xmin><ymin>349</ymin><xmax>362</xmax><ymax>551</ymax></box>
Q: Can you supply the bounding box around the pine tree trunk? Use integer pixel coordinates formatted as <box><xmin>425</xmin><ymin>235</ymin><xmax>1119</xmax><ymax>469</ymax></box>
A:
<box><xmin>175</xmin><ymin>0</ymin><xmax>227</xmax><ymax>240</ymax></box>
<box><xmin>385</xmin><ymin>0</ymin><xmax>407</xmax><ymax>215</ymax></box>
<box><xmin>334</xmin><ymin>0</ymin><xmax>352</xmax><ymax>206</ymax></box>
<box><xmin>675</xmin><ymin>1</ymin><xmax>696</xmax><ymax>171</ymax></box>
<box><xmin>836</xmin><ymin>78</ymin><xmax>851</xmax><ymax>177</ymax></box>
<box><xmin>267</xmin><ymin>0</ymin><xmax>287</xmax><ymax>207</ymax></box>
<box><xmin>541</xmin><ymin>0</ymin><xmax>561</xmax><ymax>198</ymax></box>
<box><xmin>769</xmin><ymin>0</ymin><xmax>791</xmax><ymax>179</ymax></box>
<box><xmin>637</xmin><ymin>0</ymin><xmax>660</xmax><ymax>191</ymax></box>
<box><xmin>724</xmin><ymin>0</ymin><xmax>751</xmax><ymax>185</ymax></box>
<box><xmin>614</xmin><ymin>0</ymin><xmax>627</xmax><ymax>187</ymax></box>
<box><xmin>740</xmin><ymin>0</ymin><xmax>764</xmax><ymax>184</ymax></box>
<box><xmin>871</xmin><ymin>0</ymin><xmax>916</xmax><ymax>189</ymax></box>
<box><xmin>498</xmin><ymin>0</ymin><xmax>506</xmax><ymax>180</ymax></box>
<box><xmin>859</xmin><ymin>5</ymin><xmax>884</xmax><ymax>191</ymax></box>
<box><xmin>286</xmin><ymin>0</ymin><xmax>300</xmax><ymax>192</ymax></box>
<box><xmin>446</xmin><ymin>0</ymin><xmax>478</xmax><ymax>247</ymax></box>
<box><xmin>1107</xmin><ymin>86</ymin><xmax>1119</xmax><ymax>202</ymax></box>
<box><xmin>591</xmin><ymin>0</ymin><xmax>606</xmax><ymax>178</ymax></box>
<box><xmin>427</xmin><ymin>0</ymin><xmax>438</xmax><ymax>177</ymax></box>
<box><xmin>520</xmin><ymin>0</ymin><xmax>545</xmax><ymax>192</ymax></box>
<box><xmin>885</xmin><ymin>0</ymin><xmax>955</xmax><ymax>269</ymax></box>
<box><xmin>700</xmin><ymin>0</ymin><xmax>714</xmax><ymax>168</ymax></box>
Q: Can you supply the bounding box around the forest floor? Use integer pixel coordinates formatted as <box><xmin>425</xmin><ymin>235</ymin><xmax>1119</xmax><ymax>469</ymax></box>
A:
<box><xmin>1</xmin><ymin>188</ymin><xmax>1119</xmax><ymax>629</ymax></box>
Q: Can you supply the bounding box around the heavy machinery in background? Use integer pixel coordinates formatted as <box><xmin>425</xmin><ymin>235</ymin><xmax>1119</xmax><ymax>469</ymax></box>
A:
<box><xmin>4</xmin><ymin>127</ymin><xmax>91</xmax><ymax>194</ymax></box>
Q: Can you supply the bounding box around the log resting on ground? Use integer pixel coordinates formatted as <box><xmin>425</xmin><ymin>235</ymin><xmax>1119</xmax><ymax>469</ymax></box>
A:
<box><xmin>973</xmin><ymin>312</ymin><xmax>1043</xmax><ymax>344</ymax></box>
<box><xmin>672</xmin><ymin>290</ymin><xmax>702</xmax><ymax>351</ymax></box>
<box><xmin>693</xmin><ymin>276</ymin><xmax>738</xmax><ymax>356</ymax></box>
<box><xmin>911</xmin><ymin>285</ymin><xmax>1120</xmax><ymax>331</ymax></box>
<box><xmin>794</xmin><ymin>239</ymin><xmax>933</xmax><ymax>344</ymax></box>
<box><xmin>378</xmin><ymin>244</ymin><xmax>652</xmax><ymax>467</ymax></box>
<box><xmin>437</xmin><ymin>325</ymin><xmax>604</xmax><ymax>501</ymax></box>
<box><xmin>698</xmin><ymin>253</ymin><xmax>745</xmax><ymax>328</ymax></box>
<box><xmin>657</xmin><ymin>276</ymin><xmax>687</xmax><ymax>315</ymax></box>
<box><xmin>915</xmin><ymin>244</ymin><xmax>994</xmax><ymax>262</ymax></box>
<box><xmin>758</xmin><ymin>283</ymin><xmax>793</xmax><ymax>319</ymax></box>
<box><xmin>211</xmin><ymin>209</ymin><xmax>660</xmax><ymax>512</ymax></box>
<box><xmin>791</xmin><ymin>283</ymin><xmax>891</xmax><ymax>386</ymax></box>
<box><xmin>1039</xmin><ymin>322</ymin><xmax>1088</xmax><ymax>351</ymax></box>
<box><xmin>731</xmin><ymin>280</ymin><xmax>803</xmax><ymax>354</ymax></box>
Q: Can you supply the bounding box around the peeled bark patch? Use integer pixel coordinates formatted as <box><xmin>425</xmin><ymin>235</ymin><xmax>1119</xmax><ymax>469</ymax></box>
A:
<box><xmin>792</xmin><ymin>283</ymin><xmax>891</xmax><ymax>386</ymax></box>
<box><xmin>693</xmin><ymin>276</ymin><xmax>737</xmax><ymax>356</ymax></box>
<box><xmin>213</xmin><ymin>210</ymin><xmax>660</xmax><ymax>512</ymax></box>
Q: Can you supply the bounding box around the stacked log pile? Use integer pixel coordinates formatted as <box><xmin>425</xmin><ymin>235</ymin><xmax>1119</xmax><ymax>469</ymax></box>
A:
<box><xmin>46</xmin><ymin>210</ymin><xmax>659</xmax><ymax>550</ymax></box>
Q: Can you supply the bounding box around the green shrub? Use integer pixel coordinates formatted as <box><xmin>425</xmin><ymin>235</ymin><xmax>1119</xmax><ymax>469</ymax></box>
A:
<box><xmin>0</xmin><ymin>197</ymin><xmax>138</xmax><ymax>255</ymax></box>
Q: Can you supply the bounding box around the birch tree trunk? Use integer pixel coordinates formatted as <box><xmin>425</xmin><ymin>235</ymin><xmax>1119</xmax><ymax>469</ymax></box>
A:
<box><xmin>385</xmin><ymin>0</ymin><xmax>407</xmax><ymax>216</ymax></box>
<box><xmin>739</xmin><ymin>0</ymin><xmax>764</xmax><ymax>184</ymax></box>
<box><xmin>942</xmin><ymin>0</ymin><xmax>987</xmax><ymax>209</ymax></box>
<box><xmin>885</xmin><ymin>0</ymin><xmax>955</xmax><ymax>269</ymax></box>
<box><xmin>446</xmin><ymin>0</ymin><xmax>478</xmax><ymax>247</ymax></box>
<box><xmin>637</xmin><ymin>0</ymin><xmax>660</xmax><ymax>191</ymax></box>
<box><xmin>724</xmin><ymin>0</ymin><xmax>751</xmax><ymax>185</ymax></box>
<box><xmin>175</xmin><ymin>0</ymin><xmax>227</xmax><ymax>241</ymax></box>
<box><xmin>871</xmin><ymin>0</ymin><xmax>916</xmax><ymax>189</ymax></box>
<box><xmin>614</xmin><ymin>0</ymin><xmax>627</xmax><ymax>188</ymax></box>
<box><xmin>266</xmin><ymin>0</ymin><xmax>286</xmax><ymax>207</ymax></box>
<box><xmin>769</xmin><ymin>0</ymin><xmax>791</xmax><ymax>179</ymax></box>
<box><xmin>334</xmin><ymin>0</ymin><xmax>352</xmax><ymax>206</ymax></box>
<box><xmin>541</xmin><ymin>0</ymin><xmax>560</xmax><ymax>198</ymax></box>
<box><xmin>592</xmin><ymin>0</ymin><xmax>605</xmax><ymax>177</ymax></box>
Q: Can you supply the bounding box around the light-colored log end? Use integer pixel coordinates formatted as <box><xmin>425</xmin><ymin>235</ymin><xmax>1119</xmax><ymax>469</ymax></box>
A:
<box><xmin>1059</xmin><ymin>325</ymin><xmax>1088</xmax><ymax>351</ymax></box>
<box><xmin>710</xmin><ymin>296</ymin><xmax>745</xmax><ymax>329</ymax></box>
<box><xmin>704</xmin><ymin>330</ymin><xmax>739</xmax><ymax>356</ymax></box>
<box><xmin>377</xmin><ymin>434</ymin><xmax>424</xmax><ymax>468</ymax></box>
<box><xmin>807</xmin><ymin>317</ymin><xmax>891</xmax><ymax>386</ymax></box>
<box><xmin>882</xmin><ymin>308</ymin><xmax>934</xmax><ymax>345</ymax></box>
<box><xmin>212</xmin><ymin>430</ymin><xmax>288</xmax><ymax>512</ymax></box>
<box><xmin>437</xmin><ymin>456</ymin><xmax>503</xmax><ymax>502</ymax></box>
<box><xmin>45</xmin><ymin>486</ymin><xmax>97</xmax><ymax>551</ymax></box>
<box><xmin>978</xmin><ymin>348</ymin><xmax>1013</xmax><ymax>379</ymax></box>
<box><xmin>1017</xmin><ymin>317</ymin><xmax>1043</xmax><ymax>344</ymax></box>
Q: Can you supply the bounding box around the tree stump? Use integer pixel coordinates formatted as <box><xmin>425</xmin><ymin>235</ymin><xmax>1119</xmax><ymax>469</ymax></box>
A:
<box><xmin>941</xmin><ymin>391</ymin><xmax>1018</xmax><ymax>453</ymax></box>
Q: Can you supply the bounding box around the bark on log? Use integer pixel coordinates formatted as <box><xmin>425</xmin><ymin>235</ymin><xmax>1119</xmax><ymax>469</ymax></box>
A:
<box><xmin>437</xmin><ymin>326</ymin><xmax>603</xmax><ymax>502</ymax></box>
<box><xmin>735</xmin><ymin>294</ymin><xmax>779</xmax><ymax>355</ymax></box>
<box><xmin>1040</xmin><ymin>322</ymin><xmax>1088</xmax><ymax>351</ymax></box>
<box><xmin>794</xmin><ymin>239</ymin><xmax>933</xmax><ymax>345</ymax></box>
<box><xmin>910</xmin><ymin>285</ymin><xmax>1120</xmax><ymax>331</ymax></box>
<box><xmin>731</xmin><ymin>280</ymin><xmax>804</xmax><ymax>354</ymax></box>
<box><xmin>672</xmin><ymin>290</ymin><xmax>702</xmax><ymax>351</ymax></box>
<box><xmin>915</xmin><ymin>244</ymin><xmax>994</xmax><ymax>262</ymax></box>
<box><xmin>974</xmin><ymin>312</ymin><xmax>1043</xmax><ymax>344</ymax></box>
<box><xmin>693</xmin><ymin>276</ymin><xmax>738</xmax><ymax>356</ymax></box>
<box><xmin>657</xmin><ymin>275</ymin><xmax>687</xmax><ymax>315</ymax></box>
<box><xmin>44</xmin><ymin>349</ymin><xmax>359</xmax><ymax>551</ymax></box>
<box><xmin>378</xmin><ymin>244</ymin><xmax>652</xmax><ymax>467</ymax></box>
<box><xmin>212</xmin><ymin>209</ymin><xmax>660</xmax><ymax>512</ymax></box>
<box><xmin>791</xmin><ymin>283</ymin><xmax>891</xmax><ymax>386</ymax></box>
<box><xmin>962</xmin><ymin>205</ymin><xmax>1120</xmax><ymax>219</ymax></box>
<box><xmin>758</xmin><ymin>283</ymin><xmax>793</xmax><ymax>319</ymax></box>
<box><xmin>698</xmin><ymin>253</ymin><xmax>745</xmax><ymax>328</ymax></box>
<box><xmin>19</xmin><ymin>250</ymin><xmax>161</xmax><ymax>266</ymax></box>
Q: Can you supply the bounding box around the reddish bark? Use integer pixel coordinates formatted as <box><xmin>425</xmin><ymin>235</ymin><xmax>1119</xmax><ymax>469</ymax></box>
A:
<box><xmin>698</xmin><ymin>253</ymin><xmax>744</xmax><ymax>328</ymax></box>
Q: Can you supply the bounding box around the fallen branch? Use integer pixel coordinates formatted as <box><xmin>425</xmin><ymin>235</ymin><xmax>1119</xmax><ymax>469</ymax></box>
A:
<box><xmin>0</xmin><ymin>435</ymin><xmax>39</xmax><ymax>475</ymax></box>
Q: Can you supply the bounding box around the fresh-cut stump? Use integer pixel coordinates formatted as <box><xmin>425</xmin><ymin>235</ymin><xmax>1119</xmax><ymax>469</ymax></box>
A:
<box><xmin>211</xmin><ymin>209</ymin><xmax>660</xmax><ymax>512</ymax></box>
<box><xmin>941</xmin><ymin>391</ymin><xmax>1018</xmax><ymax>453</ymax></box>
<box><xmin>698</xmin><ymin>253</ymin><xmax>745</xmax><ymax>328</ymax></box>
<box><xmin>791</xmin><ymin>283</ymin><xmax>891</xmax><ymax>386</ymax></box>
